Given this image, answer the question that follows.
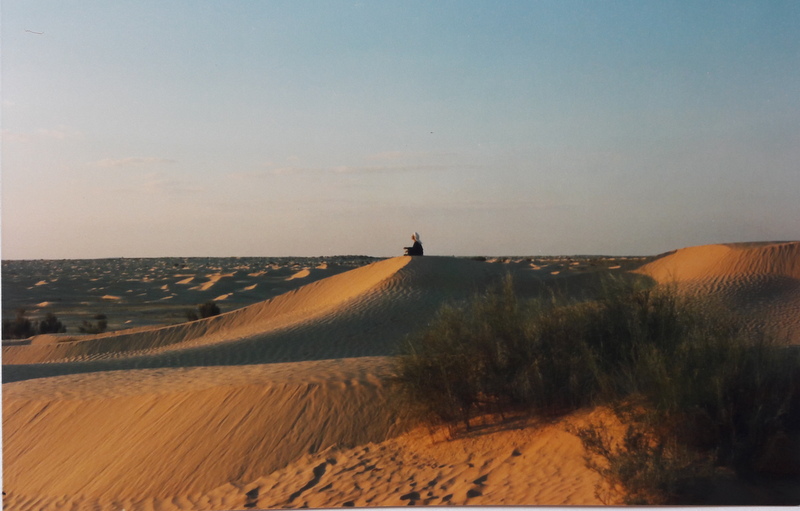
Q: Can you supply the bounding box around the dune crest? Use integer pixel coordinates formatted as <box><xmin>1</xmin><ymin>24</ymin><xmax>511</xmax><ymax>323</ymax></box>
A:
<box><xmin>636</xmin><ymin>241</ymin><xmax>800</xmax><ymax>344</ymax></box>
<box><xmin>3</xmin><ymin>256</ymin><xmax>511</xmax><ymax>381</ymax></box>
<box><xmin>3</xmin><ymin>257</ymin><xmax>412</xmax><ymax>371</ymax></box>
<box><xmin>636</xmin><ymin>241</ymin><xmax>800</xmax><ymax>282</ymax></box>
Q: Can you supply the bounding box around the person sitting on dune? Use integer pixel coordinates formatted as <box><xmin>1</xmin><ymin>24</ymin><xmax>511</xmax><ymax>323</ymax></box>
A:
<box><xmin>404</xmin><ymin>232</ymin><xmax>424</xmax><ymax>256</ymax></box>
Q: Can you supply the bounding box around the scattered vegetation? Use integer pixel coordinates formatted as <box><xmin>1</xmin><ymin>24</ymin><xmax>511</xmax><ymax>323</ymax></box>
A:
<box><xmin>2</xmin><ymin>309</ymin><xmax>67</xmax><ymax>339</ymax></box>
<box><xmin>185</xmin><ymin>301</ymin><xmax>221</xmax><ymax>322</ymax></box>
<box><xmin>2</xmin><ymin>309</ymin><xmax>37</xmax><ymax>339</ymax></box>
<box><xmin>78</xmin><ymin>313</ymin><xmax>108</xmax><ymax>334</ymax></box>
<box><xmin>393</xmin><ymin>275</ymin><xmax>800</xmax><ymax>504</ymax></box>
<box><xmin>577</xmin><ymin>418</ymin><xmax>714</xmax><ymax>505</ymax></box>
<box><xmin>38</xmin><ymin>312</ymin><xmax>67</xmax><ymax>334</ymax></box>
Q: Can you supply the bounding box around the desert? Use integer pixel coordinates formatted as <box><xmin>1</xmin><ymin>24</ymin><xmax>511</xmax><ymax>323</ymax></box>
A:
<box><xmin>3</xmin><ymin>242</ymin><xmax>800</xmax><ymax>509</ymax></box>
<box><xmin>5</xmin><ymin>0</ymin><xmax>799</xmax><ymax>507</ymax></box>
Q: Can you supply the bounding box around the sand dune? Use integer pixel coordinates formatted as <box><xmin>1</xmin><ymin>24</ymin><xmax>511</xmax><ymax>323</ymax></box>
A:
<box><xmin>213</xmin><ymin>407</ymin><xmax>621</xmax><ymax>509</ymax></box>
<box><xmin>191</xmin><ymin>272</ymin><xmax>236</xmax><ymax>291</ymax></box>
<box><xmin>4</xmin><ymin>244</ymin><xmax>799</xmax><ymax>510</ymax></box>
<box><xmin>636</xmin><ymin>241</ymin><xmax>800</xmax><ymax>282</ymax></box>
<box><xmin>3</xmin><ymin>358</ymin><xmax>407</xmax><ymax>510</ymax></box>
<box><xmin>636</xmin><ymin>241</ymin><xmax>800</xmax><ymax>343</ymax></box>
<box><xmin>2</xmin><ymin>256</ymin><xmax>508</xmax><ymax>380</ymax></box>
<box><xmin>286</xmin><ymin>268</ymin><xmax>311</xmax><ymax>280</ymax></box>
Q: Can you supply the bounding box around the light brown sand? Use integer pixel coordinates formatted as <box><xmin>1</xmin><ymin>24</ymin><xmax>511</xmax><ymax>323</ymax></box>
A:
<box><xmin>636</xmin><ymin>241</ymin><xmax>800</xmax><ymax>343</ymax></box>
<box><xmin>3</xmin><ymin>243</ymin><xmax>799</xmax><ymax>510</ymax></box>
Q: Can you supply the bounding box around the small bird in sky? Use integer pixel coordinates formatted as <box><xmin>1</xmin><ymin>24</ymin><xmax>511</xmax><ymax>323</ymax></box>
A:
<box><xmin>25</xmin><ymin>29</ymin><xmax>44</xmax><ymax>35</ymax></box>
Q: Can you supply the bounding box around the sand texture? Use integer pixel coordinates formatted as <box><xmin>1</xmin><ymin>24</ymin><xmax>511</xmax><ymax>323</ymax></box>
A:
<box><xmin>3</xmin><ymin>244</ymin><xmax>799</xmax><ymax>509</ymax></box>
<box><xmin>636</xmin><ymin>241</ymin><xmax>800</xmax><ymax>343</ymax></box>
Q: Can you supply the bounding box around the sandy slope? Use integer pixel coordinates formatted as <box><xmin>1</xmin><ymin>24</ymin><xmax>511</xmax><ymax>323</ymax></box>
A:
<box><xmin>4</xmin><ymin>245</ymin><xmax>799</xmax><ymax>510</ymax></box>
<box><xmin>213</xmin><ymin>408</ymin><xmax>619</xmax><ymax>510</ymax></box>
<box><xmin>3</xmin><ymin>358</ymin><xmax>408</xmax><ymax>509</ymax></box>
<box><xmin>636</xmin><ymin>241</ymin><xmax>800</xmax><ymax>343</ymax></box>
<box><xmin>3</xmin><ymin>256</ymin><xmax>513</xmax><ymax>382</ymax></box>
<box><xmin>3</xmin><ymin>256</ymin><xmax>520</xmax><ymax>510</ymax></box>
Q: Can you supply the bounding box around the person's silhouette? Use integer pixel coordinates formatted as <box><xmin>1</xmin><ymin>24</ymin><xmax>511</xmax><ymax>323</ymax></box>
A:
<box><xmin>404</xmin><ymin>232</ymin><xmax>423</xmax><ymax>256</ymax></box>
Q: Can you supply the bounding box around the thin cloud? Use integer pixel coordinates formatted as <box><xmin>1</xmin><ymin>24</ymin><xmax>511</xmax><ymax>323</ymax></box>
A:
<box><xmin>268</xmin><ymin>163</ymin><xmax>480</xmax><ymax>176</ymax></box>
<box><xmin>111</xmin><ymin>172</ymin><xmax>203</xmax><ymax>196</ymax></box>
<box><xmin>141</xmin><ymin>176</ymin><xmax>203</xmax><ymax>195</ymax></box>
<box><xmin>95</xmin><ymin>157</ymin><xmax>177</xmax><ymax>168</ymax></box>
<box><xmin>2</xmin><ymin>126</ymin><xmax>83</xmax><ymax>143</ymax></box>
<box><xmin>1</xmin><ymin>129</ymin><xmax>31</xmax><ymax>144</ymax></box>
<box><xmin>363</xmin><ymin>151</ymin><xmax>407</xmax><ymax>161</ymax></box>
<box><xmin>229</xmin><ymin>158</ymin><xmax>484</xmax><ymax>180</ymax></box>
<box><xmin>363</xmin><ymin>150</ymin><xmax>461</xmax><ymax>162</ymax></box>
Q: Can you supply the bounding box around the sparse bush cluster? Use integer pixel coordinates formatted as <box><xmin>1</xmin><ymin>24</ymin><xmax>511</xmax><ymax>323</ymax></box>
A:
<box><xmin>2</xmin><ymin>309</ymin><xmax>66</xmax><ymax>339</ymax></box>
<box><xmin>577</xmin><ymin>419</ymin><xmax>714</xmax><ymax>505</ymax></box>
<box><xmin>394</xmin><ymin>275</ymin><xmax>800</xmax><ymax>504</ymax></box>
<box><xmin>185</xmin><ymin>301</ymin><xmax>221</xmax><ymax>322</ymax></box>
<box><xmin>78</xmin><ymin>314</ymin><xmax>108</xmax><ymax>334</ymax></box>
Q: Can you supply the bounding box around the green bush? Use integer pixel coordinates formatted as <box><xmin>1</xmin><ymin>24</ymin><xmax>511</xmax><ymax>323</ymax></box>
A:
<box><xmin>3</xmin><ymin>310</ymin><xmax>68</xmax><ymax>339</ymax></box>
<box><xmin>78</xmin><ymin>314</ymin><xmax>107</xmax><ymax>334</ymax></box>
<box><xmin>198</xmin><ymin>301</ymin><xmax>221</xmax><ymax>318</ymax></box>
<box><xmin>186</xmin><ymin>301</ymin><xmax>221</xmax><ymax>322</ymax></box>
<box><xmin>394</xmin><ymin>275</ymin><xmax>600</xmax><ymax>429</ymax></box>
<box><xmin>393</xmin><ymin>274</ymin><xmax>800</xmax><ymax>500</ymax></box>
<box><xmin>576</xmin><ymin>419</ymin><xmax>713</xmax><ymax>505</ymax></box>
<box><xmin>39</xmin><ymin>312</ymin><xmax>67</xmax><ymax>334</ymax></box>
<box><xmin>2</xmin><ymin>308</ymin><xmax>36</xmax><ymax>339</ymax></box>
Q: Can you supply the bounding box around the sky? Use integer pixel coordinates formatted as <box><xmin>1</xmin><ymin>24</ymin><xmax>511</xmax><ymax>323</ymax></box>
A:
<box><xmin>2</xmin><ymin>0</ymin><xmax>799</xmax><ymax>259</ymax></box>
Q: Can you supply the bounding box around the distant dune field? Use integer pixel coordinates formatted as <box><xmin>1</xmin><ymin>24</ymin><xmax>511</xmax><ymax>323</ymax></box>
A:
<box><xmin>3</xmin><ymin>242</ymin><xmax>799</xmax><ymax>510</ymax></box>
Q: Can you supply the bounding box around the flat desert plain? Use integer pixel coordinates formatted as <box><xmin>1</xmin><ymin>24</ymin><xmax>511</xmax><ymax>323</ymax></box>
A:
<box><xmin>3</xmin><ymin>242</ymin><xmax>799</xmax><ymax>510</ymax></box>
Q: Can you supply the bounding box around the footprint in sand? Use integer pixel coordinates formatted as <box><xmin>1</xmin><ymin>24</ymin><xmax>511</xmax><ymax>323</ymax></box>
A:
<box><xmin>287</xmin><ymin>461</ymin><xmax>328</xmax><ymax>503</ymax></box>
<box><xmin>399</xmin><ymin>490</ymin><xmax>421</xmax><ymax>504</ymax></box>
<box><xmin>244</xmin><ymin>487</ymin><xmax>259</xmax><ymax>509</ymax></box>
<box><xmin>466</xmin><ymin>488</ymin><xmax>483</xmax><ymax>498</ymax></box>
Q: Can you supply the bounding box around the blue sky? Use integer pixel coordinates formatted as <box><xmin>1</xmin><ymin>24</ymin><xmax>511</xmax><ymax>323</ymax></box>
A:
<box><xmin>2</xmin><ymin>1</ymin><xmax>799</xmax><ymax>258</ymax></box>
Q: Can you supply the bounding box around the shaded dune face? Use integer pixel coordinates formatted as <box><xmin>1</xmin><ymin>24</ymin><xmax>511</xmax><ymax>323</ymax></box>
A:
<box><xmin>2</xmin><ymin>257</ymin><xmax>518</xmax><ymax>509</ymax></box>
<box><xmin>2</xmin><ymin>257</ymin><xmax>508</xmax><ymax>381</ymax></box>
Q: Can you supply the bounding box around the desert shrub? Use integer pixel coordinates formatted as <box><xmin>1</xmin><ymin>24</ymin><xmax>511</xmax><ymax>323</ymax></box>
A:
<box><xmin>2</xmin><ymin>308</ymin><xmax>36</xmax><ymax>339</ymax></box>
<box><xmin>198</xmin><ymin>301</ymin><xmax>221</xmax><ymax>318</ymax></box>
<box><xmin>394</xmin><ymin>274</ymin><xmax>800</xmax><ymax>499</ymax></box>
<box><xmin>78</xmin><ymin>313</ymin><xmax>107</xmax><ymax>334</ymax></box>
<box><xmin>187</xmin><ymin>301</ymin><xmax>221</xmax><ymax>321</ymax></box>
<box><xmin>3</xmin><ymin>310</ymin><xmax>68</xmax><ymax>338</ymax></box>
<box><xmin>38</xmin><ymin>312</ymin><xmax>67</xmax><ymax>334</ymax></box>
<box><xmin>394</xmin><ymin>275</ymin><xmax>599</xmax><ymax>428</ymax></box>
<box><xmin>576</xmin><ymin>419</ymin><xmax>713</xmax><ymax>505</ymax></box>
<box><xmin>582</xmin><ymin>285</ymin><xmax>800</xmax><ymax>474</ymax></box>
<box><xmin>656</xmin><ymin>334</ymin><xmax>800</xmax><ymax>473</ymax></box>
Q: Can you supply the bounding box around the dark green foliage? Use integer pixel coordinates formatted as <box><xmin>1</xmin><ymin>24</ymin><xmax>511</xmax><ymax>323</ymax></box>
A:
<box><xmin>198</xmin><ymin>301</ymin><xmax>221</xmax><ymax>318</ymax></box>
<box><xmin>78</xmin><ymin>313</ymin><xmax>107</xmax><ymax>334</ymax></box>
<box><xmin>2</xmin><ymin>308</ymin><xmax>36</xmax><ymax>339</ymax></box>
<box><xmin>3</xmin><ymin>310</ymin><xmax>69</xmax><ymax>339</ymax></box>
<box><xmin>186</xmin><ymin>301</ymin><xmax>221</xmax><ymax>322</ymax></box>
<box><xmin>394</xmin><ymin>275</ymin><xmax>599</xmax><ymax>428</ymax></box>
<box><xmin>576</xmin><ymin>420</ymin><xmax>713</xmax><ymax>505</ymax></box>
<box><xmin>38</xmin><ymin>312</ymin><xmax>67</xmax><ymax>334</ymax></box>
<box><xmin>394</xmin><ymin>274</ymin><xmax>800</xmax><ymax>501</ymax></box>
